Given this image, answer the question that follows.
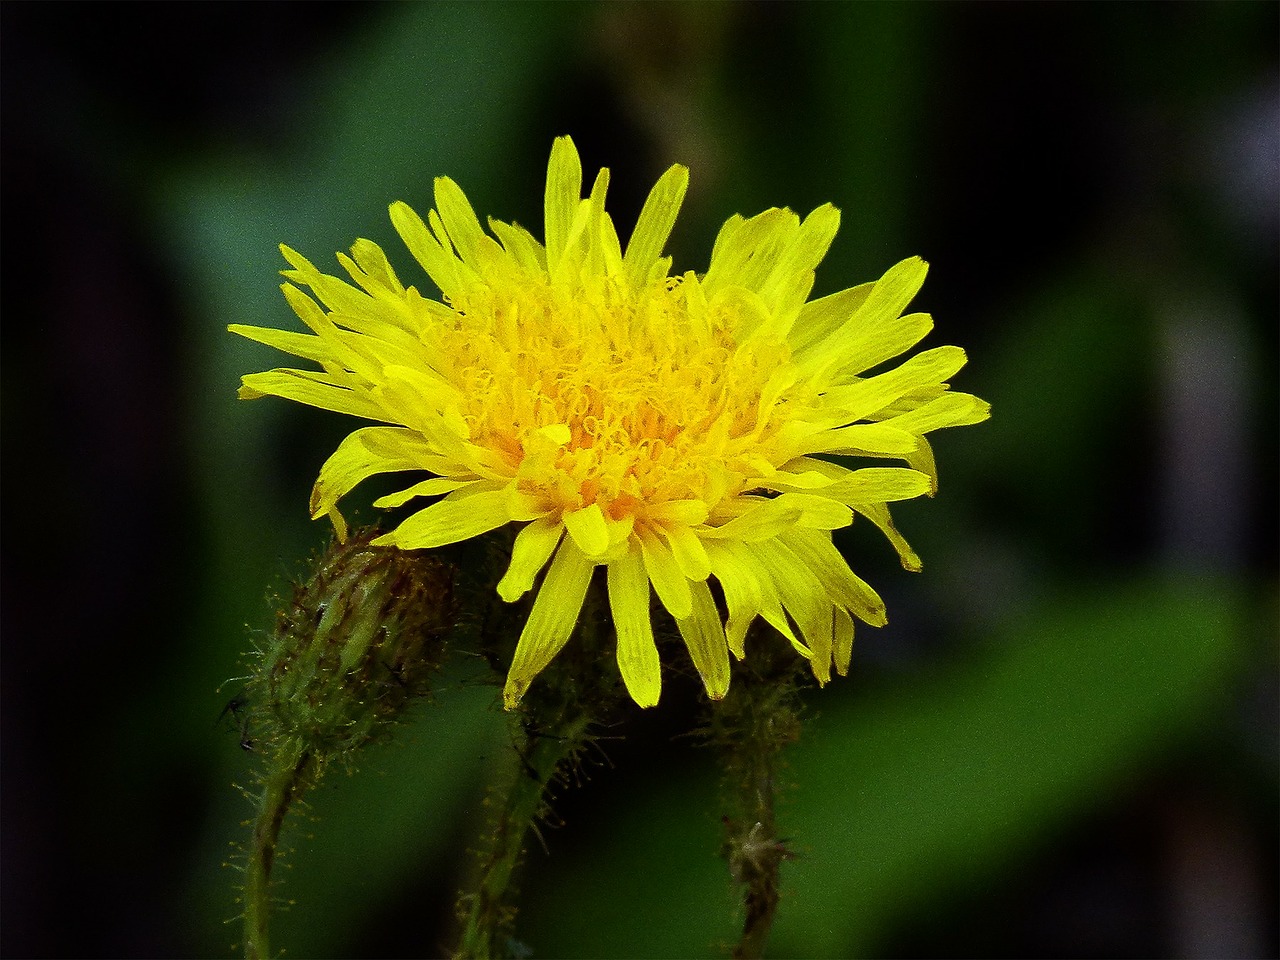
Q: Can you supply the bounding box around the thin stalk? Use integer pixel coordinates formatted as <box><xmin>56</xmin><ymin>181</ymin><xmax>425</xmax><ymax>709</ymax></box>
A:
<box><xmin>454</xmin><ymin>576</ymin><xmax>612</xmax><ymax>959</ymax></box>
<box><xmin>453</xmin><ymin>709</ymin><xmax>592</xmax><ymax>959</ymax></box>
<box><xmin>730</xmin><ymin>746</ymin><xmax>783</xmax><ymax>960</ymax></box>
<box><xmin>711</xmin><ymin>631</ymin><xmax>803</xmax><ymax>960</ymax></box>
<box><xmin>243</xmin><ymin>748</ymin><xmax>313</xmax><ymax>960</ymax></box>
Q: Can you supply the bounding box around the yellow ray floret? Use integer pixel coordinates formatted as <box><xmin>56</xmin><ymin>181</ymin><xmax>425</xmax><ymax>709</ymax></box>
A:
<box><xmin>230</xmin><ymin>136</ymin><xmax>989</xmax><ymax>709</ymax></box>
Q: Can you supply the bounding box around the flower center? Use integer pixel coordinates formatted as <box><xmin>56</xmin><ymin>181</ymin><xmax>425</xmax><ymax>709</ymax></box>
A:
<box><xmin>430</xmin><ymin>272</ymin><xmax>797</xmax><ymax>521</ymax></box>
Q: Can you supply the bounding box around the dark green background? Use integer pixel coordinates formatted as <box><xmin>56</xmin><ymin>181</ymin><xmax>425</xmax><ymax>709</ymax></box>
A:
<box><xmin>2</xmin><ymin>3</ymin><xmax>1276</xmax><ymax>957</ymax></box>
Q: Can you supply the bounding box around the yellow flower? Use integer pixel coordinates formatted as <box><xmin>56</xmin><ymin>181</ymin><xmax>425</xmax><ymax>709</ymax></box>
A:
<box><xmin>231</xmin><ymin>137</ymin><xmax>989</xmax><ymax>710</ymax></box>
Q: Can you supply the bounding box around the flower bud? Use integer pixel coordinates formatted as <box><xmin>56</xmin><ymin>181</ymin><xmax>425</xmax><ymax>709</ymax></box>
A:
<box><xmin>247</xmin><ymin>530</ymin><xmax>457</xmax><ymax>764</ymax></box>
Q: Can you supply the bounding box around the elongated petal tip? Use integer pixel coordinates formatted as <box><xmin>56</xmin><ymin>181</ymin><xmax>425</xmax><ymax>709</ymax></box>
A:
<box><xmin>502</xmin><ymin>676</ymin><xmax>527</xmax><ymax>711</ymax></box>
<box><xmin>619</xmin><ymin>663</ymin><xmax>661</xmax><ymax>708</ymax></box>
<box><xmin>308</xmin><ymin>483</ymin><xmax>325</xmax><ymax>519</ymax></box>
<box><xmin>321</xmin><ymin>505</ymin><xmax>349</xmax><ymax>543</ymax></box>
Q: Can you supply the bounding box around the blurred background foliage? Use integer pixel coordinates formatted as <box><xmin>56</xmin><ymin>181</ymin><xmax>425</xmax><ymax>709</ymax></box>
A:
<box><xmin>2</xmin><ymin>3</ymin><xmax>1276</xmax><ymax>957</ymax></box>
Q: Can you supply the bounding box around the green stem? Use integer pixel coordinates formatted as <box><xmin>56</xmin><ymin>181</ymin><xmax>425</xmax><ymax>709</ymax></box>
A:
<box><xmin>244</xmin><ymin>748</ymin><xmax>313</xmax><ymax>960</ymax></box>
<box><xmin>730</xmin><ymin>756</ymin><xmax>782</xmax><ymax>960</ymax></box>
<box><xmin>451</xmin><ymin>569</ymin><xmax>620</xmax><ymax>958</ymax></box>
<box><xmin>454</xmin><ymin>709</ymin><xmax>592</xmax><ymax>959</ymax></box>
<box><xmin>712</xmin><ymin>632</ymin><xmax>803</xmax><ymax>960</ymax></box>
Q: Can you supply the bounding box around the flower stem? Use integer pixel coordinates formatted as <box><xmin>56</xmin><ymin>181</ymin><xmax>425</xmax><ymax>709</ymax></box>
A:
<box><xmin>453</xmin><ymin>707</ymin><xmax>592</xmax><ymax>959</ymax></box>
<box><xmin>730</xmin><ymin>773</ymin><xmax>783</xmax><ymax>960</ymax></box>
<box><xmin>710</xmin><ymin>631</ymin><xmax>804</xmax><ymax>960</ymax></box>
<box><xmin>454</xmin><ymin>575</ymin><xmax>614</xmax><ymax>959</ymax></box>
<box><xmin>243</xmin><ymin>747</ymin><xmax>313</xmax><ymax>960</ymax></box>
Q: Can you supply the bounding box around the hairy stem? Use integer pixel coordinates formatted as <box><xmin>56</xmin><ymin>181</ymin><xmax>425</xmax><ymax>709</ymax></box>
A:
<box><xmin>454</xmin><ymin>575</ymin><xmax>613</xmax><ymax>959</ymax></box>
<box><xmin>711</xmin><ymin>632</ymin><xmax>803</xmax><ymax>960</ymax></box>
<box><xmin>453</xmin><ymin>708</ymin><xmax>592</xmax><ymax>959</ymax></box>
<box><xmin>244</xmin><ymin>748</ymin><xmax>313</xmax><ymax>960</ymax></box>
<box><xmin>730</xmin><ymin>750</ymin><xmax>783</xmax><ymax>960</ymax></box>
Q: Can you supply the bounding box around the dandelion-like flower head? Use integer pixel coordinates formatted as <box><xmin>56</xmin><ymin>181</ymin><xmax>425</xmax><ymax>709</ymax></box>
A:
<box><xmin>232</xmin><ymin>137</ymin><xmax>989</xmax><ymax>708</ymax></box>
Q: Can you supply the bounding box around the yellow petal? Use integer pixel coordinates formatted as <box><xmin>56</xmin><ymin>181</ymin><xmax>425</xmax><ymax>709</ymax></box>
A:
<box><xmin>503</xmin><ymin>538</ymin><xmax>594</xmax><ymax>709</ymax></box>
<box><xmin>797</xmin><ymin>246</ymin><xmax>936</xmax><ymax>373</ymax></box>
<box><xmin>309</xmin><ymin>426</ymin><xmax>425</xmax><ymax>519</ymax></box>
<box><xmin>702</xmin><ymin>208</ymin><xmax>795</xmax><ymax>297</ymax></box>
<box><xmin>865</xmin><ymin>255</ymin><xmax>928</xmax><ymax>319</ymax></box>
<box><xmin>564</xmin><ymin>502</ymin><xmax>610</xmax><ymax>557</ymax></box>
<box><xmin>806</xmin><ymin>422</ymin><xmax>920</xmax><ymax>457</ymax></box>
<box><xmin>238</xmin><ymin>369</ymin><xmax>383</xmax><ymax>420</ymax></box>
<box><xmin>702</xmin><ymin>497</ymin><xmax>803</xmax><ymax>543</ymax></box>
<box><xmin>538</xmin><ymin>423</ymin><xmax>572</xmax><ymax>445</ymax></box>
<box><xmin>832</xmin><ymin>467</ymin><xmax>934</xmax><ymax>505</ymax></box>
<box><xmin>544</xmin><ymin>136</ymin><xmax>582</xmax><ymax>275</ymax></box>
<box><xmin>704</xmin><ymin>493</ymin><xmax>849</xmax><ymax>542</ymax></box>
<box><xmin>324</xmin><ymin>504</ymin><xmax>349</xmax><ymax>543</ymax></box>
<box><xmin>279</xmin><ymin>244</ymin><xmax>380</xmax><ymax>320</ymax></box>
<box><xmin>854</xmin><ymin>500</ymin><xmax>923</xmax><ymax>572</ymax></box>
<box><xmin>389</xmin><ymin>200</ymin><xmax>466</xmax><ymax>301</ymax></box>
<box><xmin>279</xmin><ymin>282</ymin><xmax>338</xmax><ymax>338</ymax></box>
<box><xmin>833</xmin><ymin>608</ymin><xmax>856</xmax><ymax>676</ymax></box>
<box><xmin>755</xmin><ymin>204</ymin><xmax>841</xmax><ymax>333</ymax></box>
<box><xmin>660</xmin><ymin>524</ymin><xmax>711</xmax><ymax>581</ymax></box>
<box><xmin>887</xmin><ymin>392</ymin><xmax>992</xmax><ymax>434</ymax></box>
<box><xmin>434</xmin><ymin>175</ymin><xmax>500</xmax><ymax>270</ymax></box>
<box><xmin>820</xmin><ymin>345</ymin><xmax>970</xmax><ymax>422</ymax></box>
<box><xmin>906</xmin><ymin>435</ymin><xmax>938</xmax><ymax>486</ymax></box>
<box><xmin>228</xmin><ymin>324</ymin><xmax>334</xmax><ymax>368</ymax></box>
<box><xmin>583</xmin><ymin>168</ymin><xmax>621</xmax><ymax>277</ymax></box>
<box><xmin>624</xmin><ymin>163</ymin><xmax>689</xmax><ymax>288</ymax></box>
<box><xmin>753</xmin><ymin>539</ymin><xmax>833</xmax><ymax>682</ymax></box>
<box><xmin>773</xmin><ymin>204</ymin><xmax>840</xmax><ymax>291</ymax></box>
<box><xmin>488</xmin><ymin>217</ymin><xmax>547</xmax><ymax>275</ymax></box>
<box><xmin>505</xmin><ymin>486</ymin><xmax>548</xmax><ymax>523</ymax></box>
<box><xmin>645</xmin><ymin>499</ymin><xmax>710</xmax><ymax>526</ymax></box>
<box><xmin>790</xmin><ymin>282</ymin><xmax>875</xmax><ymax>356</ymax></box>
<box><xmin>787</xmin><ymin>493</ymin><xmax>853</xmax><ymax>530</ymax></box>
<box><xmin>638</xmin><ymin>527</ymin><xmax>692</xmax><ymax>620</ymax></box>
<box><xmin>374</xmin><ymin>486</ymin><xmax>511</xmax><ymax>550</ymax></box>
<box><xmin>607</xmin><ymin>549</ymin><xmax>660</xmax><ymax>707</ymax></box>
<box><xmin>372</xmin><ymin>476</ymin><xmax>476</xmax><ymax>509</ymax></box>
<box><xmin>496</xmin><ymin>517</ymin><xmax>564</xmax><ymax>602</ymax></box>
<box><xmin>676</xmin><ymin>579</ymin><xmax>730</xmax><ymax>700</ymax></box>
<box><xmin>780</xmin><ymin>530</ymin><xmax>887</xmax><ymax>627</ymax></box>
<box><xmin>705</xmin><ymin>541</ymin><xmax>764</xmax><ymax>659</ymax></box>
<box><xmin>604</xmin><ymin>512</ymin><xmax>635</xmax><ymax>549</ymax></box>
<box><xmin>336</xmin><ymin>248</ymin><xmax>398</xmax><ymax>303</ymax></box>
<box><xmin>759</xmin><ymin>457</ymin><xmax>851</xmax><ymax>491</ymax></box>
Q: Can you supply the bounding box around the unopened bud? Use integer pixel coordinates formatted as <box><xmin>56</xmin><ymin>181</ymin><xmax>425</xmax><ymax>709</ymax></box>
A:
<box><xmin>247</xmin><ymin>530</ymin><xmax>457</xmax><ymax>765</ymax></box>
